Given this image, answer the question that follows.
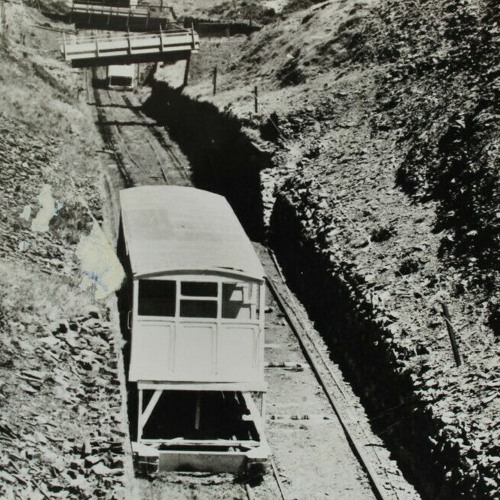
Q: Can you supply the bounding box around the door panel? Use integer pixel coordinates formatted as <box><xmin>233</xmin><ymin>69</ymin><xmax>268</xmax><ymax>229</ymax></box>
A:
<box><xmin>175</xmin><ymin>323</ymin><xmax>216</xmax><ymax>380</ymax></box>
<box><xmin>217</xmin><ymin>324</ymin><xmax>259</xmax><ymax>381</ymax></box>
<box><xmin>129</xmin><ymin>322</ymin><xmax>174</xmax><ymax>381</ymax></box>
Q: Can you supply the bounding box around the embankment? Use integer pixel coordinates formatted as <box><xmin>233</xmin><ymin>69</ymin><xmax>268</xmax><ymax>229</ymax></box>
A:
<box><xmin>140</xmin><ymin>79</ymin><xmax>498</xmax><ymax>499</ymax></box>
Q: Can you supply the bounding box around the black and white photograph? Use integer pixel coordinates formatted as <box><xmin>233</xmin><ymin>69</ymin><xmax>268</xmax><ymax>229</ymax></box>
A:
<box><xmin>0</xmin><ymin>0</ymin><xmax>498</xmax><ymax>498</ymax></box>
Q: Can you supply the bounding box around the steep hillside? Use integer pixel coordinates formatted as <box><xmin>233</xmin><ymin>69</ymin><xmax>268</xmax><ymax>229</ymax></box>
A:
<box><xmin>0</xmin><ymin>5</ymin><xmax>127</xmax><ymax>498</ymax></box>
<box><xmin>176</xmin><ymin>0</ymin><xmax>499</xmax><ymax>498</ymax></box>
<box><xmin>1</xmin><ymin>0</ymin><xmax>496</xmax><ymax>497</ymax></box>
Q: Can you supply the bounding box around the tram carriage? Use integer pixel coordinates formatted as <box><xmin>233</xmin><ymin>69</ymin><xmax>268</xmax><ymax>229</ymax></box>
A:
<box><xmin>106</xmin><ymin>64</ymin><xmax>136</xmax><ymax>90</ymax></box>
<box><xmin>119</xmin><ymin>185</ymin><xmax>269</xmax><ymax>473</ymax></box>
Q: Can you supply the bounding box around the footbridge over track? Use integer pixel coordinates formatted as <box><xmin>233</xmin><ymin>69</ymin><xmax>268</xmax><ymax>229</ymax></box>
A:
<box><xmin>70</xmin><ymin>3</ymin><xmax>176</xmax><ymax>31</ymax></box>
<box><xmin>61</xmin><ymin>28</ymin><xmax>199</xmax><ymax>67</ymax></box>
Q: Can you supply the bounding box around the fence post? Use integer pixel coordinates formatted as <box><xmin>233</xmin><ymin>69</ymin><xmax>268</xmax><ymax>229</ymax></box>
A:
<box><xmin>254</xmin><ymin>86</ymin><xmax>258</xmax><ymax>113</ymax></box>
<box><xmin>441</xmin><ymin>303</ymin><xmax>462</xmax><ymax>367</ymax></box>
<box><xmin>212</xmin><ymin>66</ymin><xmax>217</xmax><ymax>95</ymax></box>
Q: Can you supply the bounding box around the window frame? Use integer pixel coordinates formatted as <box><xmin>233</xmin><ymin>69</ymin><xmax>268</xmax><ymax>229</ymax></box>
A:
<box><xmin>135</xmin><ymin>276</ymin><xmax>260</xmax><ymax>322</ymax></box>
<box><xmin>137</xmin><ymin>278</ymin><xmax>177</xmax><ymax>318</ymax></box>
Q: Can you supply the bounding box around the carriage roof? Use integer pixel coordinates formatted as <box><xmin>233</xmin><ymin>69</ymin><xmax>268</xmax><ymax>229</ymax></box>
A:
<box><xmin>119</xmin><ymin>185</ymin><xmax>264</xmax><ymax>281</ymax></box>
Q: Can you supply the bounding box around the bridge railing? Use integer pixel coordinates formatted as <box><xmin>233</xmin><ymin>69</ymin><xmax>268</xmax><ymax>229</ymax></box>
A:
<box><xmin>60</xmin><ymin>28</ymin><xmax>200</xmax><ymax>66</ymax></box>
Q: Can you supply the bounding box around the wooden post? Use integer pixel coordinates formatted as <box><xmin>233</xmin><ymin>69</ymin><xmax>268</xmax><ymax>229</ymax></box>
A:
<box><xmin>138</xmin><ymin>389</ymin><xmax>162</xmax><ymax>442</ymax></box>
<box><xmin>190</xmin><ymin>21</ymin><xmax>195</xmax><ymax>49</ymax></box>
<box><xmin>254</xmin><ymin>86</ymin><xmax>258</xmax><ymax>113</ymax></box>
<box><xmin>137</xmin><ymin>388</ymin><xmax>143</xmax><ymax>442</ymax></box>
<box><xmin>442</xmin><ymin>303</ymin><xmax>462</xmax><ymax>367</ymax></box>
<box><xmin>258</xmin><ymin>392</ymin><xmax>265</xmax><ymax>417</ymax></box>
<box><xmin>212</xmin><ymin>66</ymin><xmax>217</xmax><ymax>95</ymax></box>
<box><xmin>85</xmin><ymin>67</ymin><xmax>89</xmax><ymax>103</ymax></box>
<box><xmin>159</xmin><ymin>24</ymin><xmax>163</xmax><ymax>52</ymax></box>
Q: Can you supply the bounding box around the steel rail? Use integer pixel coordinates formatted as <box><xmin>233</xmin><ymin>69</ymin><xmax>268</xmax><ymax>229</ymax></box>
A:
<box><xmin>147</xmin><ymin>126</ymin><xmax>191</xmax><ymax>183</ymax></box>
<box><xmin>244</xmin><ymin>456</ymin><xmax>288</xmax><ymax>500</ymax></box>
<box><xmin>270</xmin><ymin>456</ymin><xmax>288</xmax><ymax>500</ymax></box>
<box><xmin>101</xmin><ymin>88</ymin><xmax>168</xmax><ymax>183</ymax></box>
<box><xmin>119</xmin><ymin>93</ymin><xmax>189</xmax><ymax>184</ymax></box>
<box><xmin>104</xmin><ymin>95</ymin><xmax>144</xmax><ymax>175</ymax></box>
<box><xmin>91</xmin><ymin>70</ymin><xmax>134</xmax><ymax>186</ymax></box>
<box><xmin>265</xmin><ymin>251</ymin><xmax>395</xmax><ymax>500</ymax></box>
<box><xmin>145</xmin><ymin>135</ymin><xmax>169</xmax><ymax>184</ymax></box>
<box><xmin>244</xmin><ymin>484</ymin><xmax>255</xmax><ymax>500</ymax></box>
<box><xmin>268</xmin><ymin>250</ymin><xmax>397</xmax><ymax>497</ymax></box>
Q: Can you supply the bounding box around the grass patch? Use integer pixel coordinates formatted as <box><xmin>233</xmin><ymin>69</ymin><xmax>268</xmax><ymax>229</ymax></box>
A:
<box><xmin>0</xmin><ymin>261</ymin><xmax>92</xmax><ymax>322</ymax></box>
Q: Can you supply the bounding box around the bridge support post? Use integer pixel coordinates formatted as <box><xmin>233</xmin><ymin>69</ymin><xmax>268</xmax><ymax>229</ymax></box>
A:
<box><xmin>212</xmin><ymin>66</ymin><xmax>217</xmax><ymax>95</ymax></box>
<box><xmin>183</xmin><ymin>54</ymin><xmax>191</xmax><ymax>87</ymax></box>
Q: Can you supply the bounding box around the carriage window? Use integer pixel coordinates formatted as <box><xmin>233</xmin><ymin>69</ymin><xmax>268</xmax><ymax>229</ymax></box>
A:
<box><xmin>181</xmin><ymin>282</ymin><xmax>217</xmax><ymax>297</ymax></box>
<box><xmin>138</xmin><ymin>280</ymin><xmax>176</xmax><ymax>317</ymax></box>
<box><xmin>222</xmin><ymin>283</ymin><xmax>253</xmax><ymax>320</ymax></box>
<box><xmin>180</xmin><ymin>281</ymin><xmax>218</xmax><ymax>318</ymax></box>
<box><xmin>180</xmin><ymin>300</ymin><xmax>217</xmax><ymax>318</ymax></box>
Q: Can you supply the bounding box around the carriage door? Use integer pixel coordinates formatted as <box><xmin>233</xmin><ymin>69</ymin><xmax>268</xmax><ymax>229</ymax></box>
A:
<box><xmin>218</xmin><ymin>282</ymin><xmax>259</xmax><ymax>381</ymax></box>
<box><xmin>175</xmin><ymin>281</ymin><xmax>218</xmax><ymax>380</ymax></box>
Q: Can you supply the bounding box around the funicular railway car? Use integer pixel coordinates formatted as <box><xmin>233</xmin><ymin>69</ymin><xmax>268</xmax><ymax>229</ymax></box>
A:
<box><xmin>119</xmin><ymin>186</ymin><xmax>269</xmax><ymax>473</ymax></box>
<box><xmin>107</xmin><ymin>64</ymin><xmax>136</xmax><ymax>89</ymax></box>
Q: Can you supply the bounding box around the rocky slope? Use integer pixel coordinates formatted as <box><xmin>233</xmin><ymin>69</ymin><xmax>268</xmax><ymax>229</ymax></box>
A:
<box><xmin>170</xmin><ymin>0</ymin><xmax>499</xmax><ymax>497</ymax></box>
<box><xmin>1</xmin><ymin>0</ymin><xmax>497</xmax><ymax>497</ymax></box>
<box><xmin>0</xmin><ymin>5</ymin><xmax>128</xmax><ymax>498</ymax></box>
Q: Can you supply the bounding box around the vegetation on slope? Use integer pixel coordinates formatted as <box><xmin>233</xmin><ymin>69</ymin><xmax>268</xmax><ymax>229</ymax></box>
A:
<box><xmin>184</xmin><ymin>0</ymin><xmax>499</xmax><ymax>497</ymax></box>
<box><xmin>0</xmin><ymin>5</ymin><xmax>126</xmax><ymax>497</ymax></box>
<box><xmin>352</xmin><ymin>0</ymin><xmax>500</xmax><ymax>327</ymax></box>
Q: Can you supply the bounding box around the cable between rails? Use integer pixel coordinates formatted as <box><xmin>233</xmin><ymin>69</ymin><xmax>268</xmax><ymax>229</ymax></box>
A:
<box><xmin>120</xmin><ymin>93</ymin><xmax>190</xmax><ymax>183</ymax></box>
<box><xmin>91</xmin><ymin>70</ymin><xmax>134</xmax><ymax>186</ymax></box>
<box><xmin>103</xmin><ymin>89</ymin><xmax>161</xmax><ymax>182</ymax></box>
<box><xmin>146</xmin><ymin>135</ymin><xmax>169</xmax><ymax>183</ymax></box>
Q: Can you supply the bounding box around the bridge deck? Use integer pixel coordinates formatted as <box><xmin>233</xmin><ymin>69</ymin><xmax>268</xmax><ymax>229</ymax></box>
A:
<box><xmin>61</xmin><ymin>30</ymin><xmax>199</xmax><ymax>67</ymax></box>
<box><xmin>72</xmin><ymin>4</ymin><xmax>169</xmax><ymax>17</ymax></box>
<box><xmin>70</xmin><ymin>0</ymin><xmax>177</xmax><ymax>31</ymax></box>
<box><xmin>71</xmin><ymin>8</ymin><xmax>174</xmax><ymax>32</ymax></box>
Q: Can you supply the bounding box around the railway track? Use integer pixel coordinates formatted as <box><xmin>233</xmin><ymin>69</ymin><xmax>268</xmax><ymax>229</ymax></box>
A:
<box><xmin>264</xmin><ymin>252</ymin><xmax>396</xmax><ymax>500</ymax></box>
<box><xmin>89</xmin><ymin>66</ymin><xmax>190</xmax><ymax>188</ymax></box>
<box><xmin>120</xmin><ymin>92</ymin><xmax>191</xmax><ymax>182</ymax></box>
<box><xmin>90</xmin><ymin>70</ymin><xmax>417</xmax><ymax>500</ymax></box>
